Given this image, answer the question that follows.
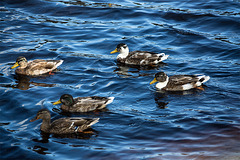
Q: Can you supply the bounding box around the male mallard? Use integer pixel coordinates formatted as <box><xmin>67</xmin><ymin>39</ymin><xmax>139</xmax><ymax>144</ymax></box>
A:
<box><xmin>53</xmin><ymin>94</ymin><xmax>114</xmax><ymax>113</ymax></box>
<box><xmin>150</xmin><ymin>72</ymin><xmax>210</xmax><ymax>91</ymax></box>
<box><xmin>30</xmin><ymin>109</ymin><xmax>99</xmax><ymax>134</ymax></box>
<box><xmin>11</xmin><ymin>56</ymin><xmax>63</xmax><ymax>76</ymax></box>
<box><xmin>110</xmin><ymin>43</ymin><xmax>169</xmax><ymax>66</ymax></box>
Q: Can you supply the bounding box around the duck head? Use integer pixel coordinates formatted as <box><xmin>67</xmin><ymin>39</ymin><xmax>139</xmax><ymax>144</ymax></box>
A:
<box><xmin>111</xmin><ymin>43</ymin><xmax>129</xmax><ymax>59</ymax></box>
<box><xmin>53</xmin><ymin>94</ymin><xmax>74</xmax><ymax>106</ymax></box>
<box><xmin>30</xmin><ymin>109</ymin><xmax>51</xmax><ymax>122</ymax></box>
<box><xmin>11</xmin><ymin>56</ymin><xmax>28</xmax><ymax>69</ymax></box>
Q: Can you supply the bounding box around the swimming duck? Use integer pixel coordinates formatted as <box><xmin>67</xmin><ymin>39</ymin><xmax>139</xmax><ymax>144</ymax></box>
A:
<box><xmin>110</xmin><ymin>43</ymin><xmax>169</xmax><ymax>66</ymax></box>
<box><xmin>30</xmin><ymin>109</ymin><xmax>99</xmax><ymax>134</ymax></box>
<box><xmin>11</xmin><ymin>56</ymin><xmax>63</xmax><ymax>76</ymax></box>
<box><xmin>53</xmin><ymin>94</ymin><xmax>114</xmax><ymax>113</ymax></box>
<box><xmin>150</xmin><ymin>72</ymin><xmax>210</xmax><ymax>91</ymax></box>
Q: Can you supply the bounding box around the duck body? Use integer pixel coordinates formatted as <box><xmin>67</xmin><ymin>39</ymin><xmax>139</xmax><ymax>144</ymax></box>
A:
<box><xmin>150</xmin><ymin>72</ymin><xmax>210</xmax><ymax>91</ymax></box>
<box><xmin>53</xmin><ymin>94</ymin><xmax>114</xmax><ymax>113</ymax></box>
<box><xmin>30</xmin><ymin>109</ymin><xmax>99</xmax><ymax>134</ymax></box>
<box><xmin>11</xmin><ymin>56</ymin><xmax>63</xmax><ymax>76</ymax></box>
<box><xmin>111</xmin><ymin>43</ymin><xmax>168</xmax><ymax>66</ymax></box>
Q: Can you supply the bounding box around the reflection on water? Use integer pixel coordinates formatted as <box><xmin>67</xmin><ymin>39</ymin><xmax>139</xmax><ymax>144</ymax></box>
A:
<box><xmin>14</xmin><ymin>75</ymin><xmax>56</xmax><ymax>90</ymax></box>
<box><xmin>114</xmin><ymin>62</ymin><xmax>167</xmax><ymax>78</ymax></box>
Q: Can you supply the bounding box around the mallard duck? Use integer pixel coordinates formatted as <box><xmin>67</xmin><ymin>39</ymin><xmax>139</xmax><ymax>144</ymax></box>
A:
<box><xmin>150</xmin><ymin>72</ymin><xmax>210</xmax><ymax>91</ymax></box>
<box><xmin>30</xmin><ymin>109</ymin><xmax>99</xmax><ymax>134</ymax></box>
<box><xmin>53</xmin><ymin>94</ymin><xmax>114</xmax><ymax>113</ymax></box>
<box><xmin>110</xmin><ymin>43</ymin><xmax>169</xmax><ymax>66</ymax></box>
<box><xmin>11</xmin><ymin>56</ymin><xmax>63</xmax><ymax>76</ymax></box>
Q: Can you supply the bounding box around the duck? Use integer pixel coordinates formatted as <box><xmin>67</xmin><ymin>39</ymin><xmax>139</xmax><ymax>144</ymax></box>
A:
<box><xmin>150</xmin><ymin>72</ymin><xmax>210</xmax><ymax>91</ymax></box>
<box><xmin>30</xmin><ymin>109</ymin><xmax>99</xmax><ymax>134</ymax></box>
<box><xmin>110</xmin><ymin>43</ymin><xmax>169</xmax><ymax>66</ymax></box>
<box><xmin>11</xmin><ymin>56</ymin><xmax>63</xmax><ymax>76</ymax></box>
<box><xmin>53</xmin><ymin>94</ymin><xmax>114</xmax><ymax>113</ymax></box>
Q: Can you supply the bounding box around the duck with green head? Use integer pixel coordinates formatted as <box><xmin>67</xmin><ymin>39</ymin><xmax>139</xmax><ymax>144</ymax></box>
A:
<box><xmin>53</xmin><ymin>94</ymin><xmax>114</xmax><ymax>113</ymax></box>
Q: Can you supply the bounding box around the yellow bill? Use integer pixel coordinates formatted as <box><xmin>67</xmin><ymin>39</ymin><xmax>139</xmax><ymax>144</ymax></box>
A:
<box><xmin>150</xmin><ymin>78</ymin><xmax>158</xmax><ymax>85</ymax></box>
<box><xmin>11</xmin><ymin>62</ymin><xmax>19</xmax><ymax>69</ymax></box>
<box><xmin>53</xmin><ymin>99</ymin><xmax>62</xmax><ymax>105</ymax></box>
<box><xmin>110</xmin><ymin>48</ymin><xmax>118</xmax><ymax>54</ymax></box>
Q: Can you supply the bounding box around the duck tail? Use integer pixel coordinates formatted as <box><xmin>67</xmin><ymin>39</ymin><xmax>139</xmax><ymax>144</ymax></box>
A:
<box><xmin>56</xmin><ymin>60</ymin><xmax>64</xmax><ymax>68</ymax></box>
<box><xmin>196</xmin><ymin>75</ymin><xmax>210</xmax><ymax>85</ymax></box>
<box><xmin>157</xmin><ymin>53</ymin><xmax>169</xmax><ymax>61</ymax></box>
<box><xmin>106</xmin><ymin>97</ymin><xmax>115</xmax><ymax>105</ymax></box>
<box><xmin>88</xmin><ymin>118</ymin><xmax>100</xmax><ymax>127</ymax></box>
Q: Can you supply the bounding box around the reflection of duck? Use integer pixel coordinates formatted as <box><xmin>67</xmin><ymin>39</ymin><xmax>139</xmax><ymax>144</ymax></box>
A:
<box><xmin>14</xmin><ymin>74</ymin><xmax>55</xmax><ymax>90</ymax></box>
<box><xmin>53</xmin><ymin>94</ymin><xmax>114</xmax><ymax>113</ymax></box>
<box><xmin>114</xmin><ymin>62</ymin><xmax>167</xmax><ymax>78</ymax></box>
<box><xmin>111</xmin><ymin>43</ymin><xmax>168</xmax><ymax>66</ymax></box>
<box><xmin>150</xmin><ymin>72</ymin><xmax>210</xmax><ymax>91</ymax></box>
<box><xmin>30</xmin><ymin>109</ymin><xmax>99</xmax><ymax>134</ymax></box>
<box><xmin>11</xmin><ymin>56</ymin><xmax>63</xmax><ymax>76</ymax></box>
<box><xmin>153</xmin><ymin>92</ymin><xmax>169</xmax><ymax>109</ymax></box>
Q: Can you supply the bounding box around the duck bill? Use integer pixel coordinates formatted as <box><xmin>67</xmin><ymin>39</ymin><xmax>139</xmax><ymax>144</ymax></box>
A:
<box><xmin>30</xmin><ymin>116</ymin><xmax>39</xmax><ymax>122</ymax></box>
<box><xmin>52</xmin><ymin>99</ymin><xmax>62</xmax><ymax>105</ymax></box>
<box><xmin>150</xmin><ymin>78</ymin><xmax>158</xmax><ymax>85</ymax></box>
<box><xmin>110</xmin><ymin>48</ymin><xmax>118</xmax><ymax>54</ymax></box>
<box><xmin>11</xmin><ymin>62</ymin><xmax>19</xmax><ymax>69</ymax></box>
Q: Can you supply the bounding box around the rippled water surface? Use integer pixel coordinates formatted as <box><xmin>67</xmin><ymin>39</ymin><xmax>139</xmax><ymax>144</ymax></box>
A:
<box><xmin>1</xmin><ymin>0</ymin><xmax>240</xmax><ymax>159</ymax></box>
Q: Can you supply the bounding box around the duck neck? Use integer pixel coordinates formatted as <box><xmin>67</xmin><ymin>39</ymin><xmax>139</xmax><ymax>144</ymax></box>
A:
<box><xmin>117</xmin><ymin>48</ymin><xmax>129</xmax><ymax>59</ymax></box>
<box><xmin>40</xmin><ymin>118</ymin><xmax>51</xmax><ymax>132</ymax></box>
<box><xmin>156</xmin><ymin>77</ymin><xmax>169</xmax><ymax>89</ymax></box>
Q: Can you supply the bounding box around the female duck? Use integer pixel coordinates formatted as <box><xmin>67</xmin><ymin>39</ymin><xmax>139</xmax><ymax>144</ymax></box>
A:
<box><xmin>53</xmin><ymin>94</ymin><xmax>114</xmax><ymax>113</ymax></box>
<box><xmin>11</xmin><ymin>56</ymin><xmax>63</xmax><ymax>76</ymax></box>
<box><xmin>150</xmin><ymin>72</ymin><xmax>210</xmax><ymax>91</ymax></box>
<box><xmin>110</xmin><ymin>43</ymin><xmax>169</xmax><ymax>66</ymax></box>
<box><xmin>30</xmin><ymin>109</ymin><xmax>99</xmax><ymax>134</ymax></box>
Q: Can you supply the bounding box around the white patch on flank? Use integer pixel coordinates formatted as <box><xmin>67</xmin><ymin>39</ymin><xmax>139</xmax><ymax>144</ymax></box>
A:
<box><xmin>182</xmin><ymin>83</ymin><xmax>193</xmax><ymax>90</ymax></box>
<box><xmin>156</xmin><ymin>77</ymin><xmax>169</xmax><ymax>89</ymax></box>
<box><xmin>69</xmin><ymin>122</ymin><xmax>74</xmax><ymax>129</ymax></box>
<box><xmin>152</xmin><ymin>60</ymin><xmax>157</xmax><ymax>64</ymax></box>
<box><xmin>140</xmin><ymin>60</ymin><xmax>145</xmax><ymax>65</ymax></box>
<box><xmin>106</xmin><ymin>97</ymin><xmax>115</xmax><ymax>105</ymax></box>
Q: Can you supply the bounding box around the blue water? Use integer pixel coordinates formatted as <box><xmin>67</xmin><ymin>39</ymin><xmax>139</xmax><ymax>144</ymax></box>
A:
<box><xmin>1</xmin><ymin>0</ymin><xmax>240</xmax><ymax>159</ymax></box>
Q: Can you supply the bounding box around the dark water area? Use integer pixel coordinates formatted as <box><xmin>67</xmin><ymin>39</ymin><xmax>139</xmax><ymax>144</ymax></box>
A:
<box><xmin>0</xmin><ymin>0</ymin><xmax>240</xmax><ymax>159</ymax></box>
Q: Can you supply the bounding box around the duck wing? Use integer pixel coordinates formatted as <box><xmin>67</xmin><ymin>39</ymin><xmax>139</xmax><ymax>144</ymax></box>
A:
<box><xmin>169</xmin><ymin>75</ymin><xmax>199</xmax><ymax>85</ymax></box>
<box><xmin>124</xmin><ymin>51</ymin><xmax>168</xmax><ymax>65</ymax></box>
<box><xmin>26</xmin><ymin>59</ymin><xmax>63</xmax><ymax>75</ymax></box>
<box><xmin>50</xmin><ymin>117</ymin><xmax>99</xmax><ymax>134</ymax></box>
<box><xmin>70</xmin><ymin>96</ymin><xmax>114</xmax><ymax>112</ymax></box>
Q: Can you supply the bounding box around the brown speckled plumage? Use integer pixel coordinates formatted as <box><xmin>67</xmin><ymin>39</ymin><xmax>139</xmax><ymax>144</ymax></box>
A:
<box><xmin>53</xmin><ymin>94</ymin><xmax>114</xmax><ymax>113</ymax></box>
<box><xmin>30</xmin><ymin>109</ymin><xmax>99</xmax><ymax>134</ymax></box>
<box><xmin>11</xmin><ymin>56</ymin><xmax>63</xmax><ymax>76</ymax></box>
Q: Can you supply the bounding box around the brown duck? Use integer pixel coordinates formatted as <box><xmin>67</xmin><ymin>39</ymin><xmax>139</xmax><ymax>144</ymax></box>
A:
<box><xmin>11</xmin><ymin>56</ymin><xmax>63</xmax><ymax>76</ymax></box>
<box><xmin>30</xmin><ymin>109</ymin><xmax>99</xmax><ymax>134</ymax></box>
<box><xmin>53</xmin><ymin>94</ymin><xmax>114</xmax><ymax>113</ymax></box>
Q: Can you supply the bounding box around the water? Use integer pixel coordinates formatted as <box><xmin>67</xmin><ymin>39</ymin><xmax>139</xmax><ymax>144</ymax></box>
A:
<box><xmin>1</xmin><ymin>0</ymin><xmax>240</xmax><ymax>159</ymax></box>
